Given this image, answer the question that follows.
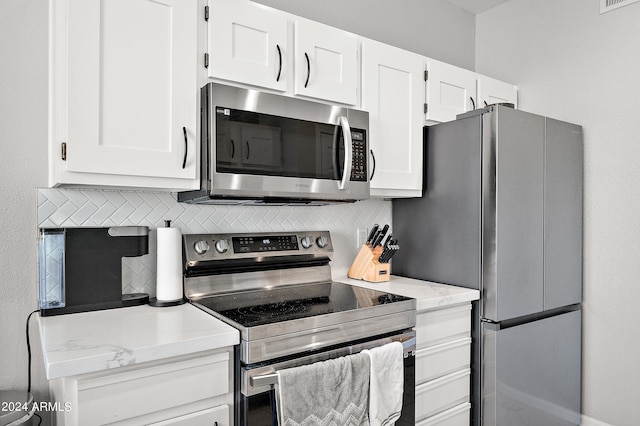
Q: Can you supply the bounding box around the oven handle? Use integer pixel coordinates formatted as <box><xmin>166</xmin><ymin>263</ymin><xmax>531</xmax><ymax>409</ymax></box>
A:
<box><xmin>250</xmin><ymin>372</ymin><xmax>279</xmax><ymax>388</ymax></box>
<box><xmin>248</xmin><ymin>330</ymin><xmax>416</xmax><ymax>389</ymax></box>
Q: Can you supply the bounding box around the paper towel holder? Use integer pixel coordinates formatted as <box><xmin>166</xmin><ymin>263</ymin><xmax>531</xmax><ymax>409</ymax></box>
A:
<box><xmin>149</xmin><ymin>220</ymin><xmax>187</xmax><ymax>307</ymax></box>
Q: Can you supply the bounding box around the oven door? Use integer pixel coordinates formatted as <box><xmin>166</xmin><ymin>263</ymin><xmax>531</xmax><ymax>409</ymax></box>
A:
<box><xmin>237</xmin><ymin>330</ymin><xmax>416</xmax><ymax>426</ymax></box>
<box><xmin>205</xmin><ymin>83</ymin><xmax>370</xmax><ymax>202</ymax></box>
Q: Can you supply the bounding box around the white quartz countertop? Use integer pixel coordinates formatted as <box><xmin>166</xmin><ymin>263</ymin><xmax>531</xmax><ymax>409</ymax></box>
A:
<box><xmin>335</xmin><ymin>271</ymin><xmax>479</xmax><ymax>311</ymax></box>
<box><xmin>38</xmin><ymin>304</ymin><xmax>239</xmax><ymax>380</ymax></box>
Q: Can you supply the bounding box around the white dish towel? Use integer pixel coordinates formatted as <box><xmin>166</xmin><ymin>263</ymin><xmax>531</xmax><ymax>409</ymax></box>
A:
<box><xmin>363</xmin><ymin>341</ymin><xmax>405</xmax><ymax>426</ymax></box>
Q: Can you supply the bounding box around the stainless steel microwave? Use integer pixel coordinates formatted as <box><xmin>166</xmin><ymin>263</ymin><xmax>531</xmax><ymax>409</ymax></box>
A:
<box><xmin>178</xmin><ymin>83</ymin><xmax>369</xmax><ymax>205</ymax></box>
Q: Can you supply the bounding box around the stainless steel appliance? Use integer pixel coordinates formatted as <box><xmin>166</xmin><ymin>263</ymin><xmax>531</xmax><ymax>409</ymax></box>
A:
<box><xmin>38</xmin><ymin>226</ymin><xmax>150</xmax><ymax>316</ymax></box>
<box><xmin>183</xmin><ymin>231</ymin><xmax>416</xmax><ymax>425</ymax></box>
<box><xmin>392</xmin><ymin>105</ymin><xmax>583</xmax><ymax>426</ymax></box>
<box><xmin>178</xmin><ymin>83</ymin><xmax>370</xmax><ymax>205</ymax></box>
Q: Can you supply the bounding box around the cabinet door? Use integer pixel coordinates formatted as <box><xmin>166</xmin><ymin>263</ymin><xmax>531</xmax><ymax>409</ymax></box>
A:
<box><xmin>361</xmin><ymin>39</ymin><xmax>423</xmax><ymax>197</ymax></box>
<box><xmin>476</xmin><ymin>75</ymin><xmax>518</xmax><ymax>108</ymax></box>
<box><xmin>65</xmin><ymin>0</ymin><xmax>197</xmax><ymax>181</ymax></box>
<box><xmin>425</xmin><ymin>59</ymin><xmax>476</xmax><ymax>123</ymax></box>
<box><xmin>294</xmin><ymin>19</ymin><xmax>358</xmax><ymax>105</ymax></box>
<box><xmin>150</xmin><ymin>405</ymin><xmax>230</xmax><ymax>426</ymax></box>
<box><xmin>208</xmin><ymin>0</ymin><xmax>287</xmax><ymax>92</ymax></box>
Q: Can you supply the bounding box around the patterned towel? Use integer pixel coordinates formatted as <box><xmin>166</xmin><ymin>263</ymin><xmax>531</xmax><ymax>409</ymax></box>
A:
<box><xmin>276</xmin><ymin>352</ymin><xmax>371</xmax><ymax>426</ymax></box>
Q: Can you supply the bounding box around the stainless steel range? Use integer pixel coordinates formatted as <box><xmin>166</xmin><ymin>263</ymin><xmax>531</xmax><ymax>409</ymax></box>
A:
<box><xmin>183</xmin><ymin>231</ymin><xmax>417</xmax><ymax>425</ymax></box>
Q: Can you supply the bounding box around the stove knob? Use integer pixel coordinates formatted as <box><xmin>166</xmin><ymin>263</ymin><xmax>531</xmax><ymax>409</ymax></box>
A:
<box><xmin>194</xmin><ymin>240</ymin><xmax>210</xmax><ymax>255</ymax></box>
<box><xmin>300</xmin><ymin>236</ymin><xmax>313</xmax><ymax>249</ymax></box>
<box><xmin>316</xmin><ymin>236</ymin><xmax>328</xmax><ymax>248</ymax></box>
<box><xmin>215</xmin><ymin>239</ymin><xmax>230</xmax><ymax>254</ymax></box>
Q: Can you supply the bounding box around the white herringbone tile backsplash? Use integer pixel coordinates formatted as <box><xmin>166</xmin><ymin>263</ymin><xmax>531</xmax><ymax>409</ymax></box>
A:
<box><xmin>37</xmin><ymin>188</ymin><xmax>392</xmax><ymax>296</ymax></box>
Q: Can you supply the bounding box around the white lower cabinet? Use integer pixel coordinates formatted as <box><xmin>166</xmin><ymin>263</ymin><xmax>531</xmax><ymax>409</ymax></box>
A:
<box><xmin>417</xmin><ymin>403</ymin><xmax>472</xmax><ymax>426</ymax></box>
<box><xmin>49</xmin><ymin>349</ymin><xmax>234</xmax><ymax>426</ymax></box>
<box><xmin>149</xmin><ymin>405</ymin><xmax>229</xmax><ymax>426</ymax></box>
<box><xmin>414</xmin><ymin>303</ymin><xmax>472</xmax><ymax>425</ymax></box>
<box><xmin>416</xmin><ymin>337</ymin><xmax>471</xmax><ymax>383</ymax></box>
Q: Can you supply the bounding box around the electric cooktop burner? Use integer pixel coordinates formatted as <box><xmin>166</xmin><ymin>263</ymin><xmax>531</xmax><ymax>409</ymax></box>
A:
<box><xmin>193</xmin><ymin>281</ymin><xmax>412</xmax><ymax>329</ymax></box>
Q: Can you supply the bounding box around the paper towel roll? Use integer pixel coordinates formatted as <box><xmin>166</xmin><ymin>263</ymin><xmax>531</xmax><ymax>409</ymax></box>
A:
<box><xmin>156</xmin><ymin>223</ymin><xmax>183</xmax><ymax>302</ymax></box>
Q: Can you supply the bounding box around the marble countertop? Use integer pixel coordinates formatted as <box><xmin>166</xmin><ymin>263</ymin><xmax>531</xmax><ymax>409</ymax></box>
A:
<box><xmin>335</xmin><ymin>270</ymin><xmax>479</xmax><ymax>311</ymax></box>
<box><xmin>38</xmin><ymin>274</ymin><xmax>477</xmax><ymax>380</ymax></box>
<box><xmin>38</xmin><ymin>303</ymin><xmax>239</xmax><ymax>380</ymax></box>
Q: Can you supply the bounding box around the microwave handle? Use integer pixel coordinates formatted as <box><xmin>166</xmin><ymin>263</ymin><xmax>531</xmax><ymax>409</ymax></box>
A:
<box><xmin>338</xmin><ymin>116</ymin><xmax>353</xmax><ymax>191</ymax></box>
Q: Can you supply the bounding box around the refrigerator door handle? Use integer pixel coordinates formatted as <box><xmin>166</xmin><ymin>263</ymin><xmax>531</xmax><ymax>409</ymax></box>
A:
<box><xmin>481</xmin><ymin>318</ymin><xmax>500</xmax><ymax>331</ymax></box>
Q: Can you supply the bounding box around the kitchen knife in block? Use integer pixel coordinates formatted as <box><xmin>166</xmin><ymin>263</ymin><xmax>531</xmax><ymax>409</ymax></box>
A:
<box><xmin>347</xmin><ymin>244</ymin><xmax>375</xmax><ymax>279</ymax></box>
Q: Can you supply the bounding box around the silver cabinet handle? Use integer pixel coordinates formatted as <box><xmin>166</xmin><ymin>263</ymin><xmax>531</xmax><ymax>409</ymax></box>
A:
<box><xmin>338</xmin><ymin>116</ymin><xmax>352</xmax><ymax>191</ymax></box>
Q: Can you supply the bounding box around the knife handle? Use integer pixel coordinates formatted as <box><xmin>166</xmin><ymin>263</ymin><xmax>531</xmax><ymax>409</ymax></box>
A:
<box><xmin>366</xmin><ymin>224</ymin><xmax>379</xmax><ymax>245</ymax></box>
<box><xmin>372</xmin><ymin>224</ymin><xmax>389</xmax><ymax>247</ymax></box>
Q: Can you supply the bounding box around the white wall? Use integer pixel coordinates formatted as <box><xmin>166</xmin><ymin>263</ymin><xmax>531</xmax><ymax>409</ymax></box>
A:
<box><xmin>476</xmin><ymin>2</ymin><xmax>640</xmax><ymax>425</ymax></box>
<box><xmin>0</xmin><ymin>0</ymin><xmax>49</xmax><ymax>412</ymax></box>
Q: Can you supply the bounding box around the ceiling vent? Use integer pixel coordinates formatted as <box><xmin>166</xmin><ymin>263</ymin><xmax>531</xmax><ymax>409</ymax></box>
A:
<box><xmin>600</xmin><ymin>0</ymin><xmax>640</xmax><ymax>13</ymax></box>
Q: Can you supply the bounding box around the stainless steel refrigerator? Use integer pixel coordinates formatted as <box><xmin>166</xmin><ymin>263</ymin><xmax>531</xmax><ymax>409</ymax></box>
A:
<box><xmin>392</xmin><ymin>105</ymin><xmax>582</xmax><ymax>426</ymax></box>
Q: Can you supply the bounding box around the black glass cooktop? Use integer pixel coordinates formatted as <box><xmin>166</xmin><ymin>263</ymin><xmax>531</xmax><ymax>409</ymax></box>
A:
<box><xmin>193</xmin><ymin>281</ymin><xmax>411</xmax><ymax>328</ymax></box>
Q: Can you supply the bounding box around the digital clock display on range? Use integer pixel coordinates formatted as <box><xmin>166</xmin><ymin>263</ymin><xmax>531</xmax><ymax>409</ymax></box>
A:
<box><xmin>232</xmin><ymin>235</ymin><xmax>299</xmax><ymax>253</ymax></box>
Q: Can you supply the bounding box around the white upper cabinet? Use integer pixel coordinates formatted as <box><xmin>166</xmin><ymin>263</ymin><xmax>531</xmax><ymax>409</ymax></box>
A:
<box><xmin>361</xmin><ymin>39</ymin><xmax>423</xmax><ymax>198</ymax></box>
<box><xmin>50</xmin><ymin>0</ymin><xmax>199</xmax><ymax>190</ymax></box>
<box><xmin>425</xmin><ymin>59</ymin><xmax>477</xmax><ymax>123</ymax></box>
<box><xmin>476</xmin><ymin>74</ymin><xmax>518</xmax><ymax>108</ymax></box>
<box><xmin>425</xmin><ymin>61</ymin><xmax>518</xmax><ymax>124</ymax></box>
<box><xmin>206</xmin><ymin>0</ymin><xmax>359</xmax><ymax>106</ymax></box>
<box><xmin>294</xmin><ymin>18</ymin><xmax>359</xmax><ymax>105</ymax></box>
<box><xmin>208</xmin><ymin>0</ymin><xmax>288</xmax><ymax>92</ymax></box>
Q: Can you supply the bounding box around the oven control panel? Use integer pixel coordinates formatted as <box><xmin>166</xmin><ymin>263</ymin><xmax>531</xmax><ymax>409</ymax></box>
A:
<box><xmin>183</xmin><ymin>231</ymin><xmax>333</xmax><ymax>265</ymax></box>
<box><xmin>233</xmin><ymin>235</ymin><xmax>299</xmax><ymax>253</ymax></box>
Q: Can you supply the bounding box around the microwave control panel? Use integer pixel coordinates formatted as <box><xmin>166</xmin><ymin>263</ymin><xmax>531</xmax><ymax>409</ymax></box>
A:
<box><xmin>351</xmin><ymin>130</ymin><xmax>367</xmax><ymax>182</ymax></box>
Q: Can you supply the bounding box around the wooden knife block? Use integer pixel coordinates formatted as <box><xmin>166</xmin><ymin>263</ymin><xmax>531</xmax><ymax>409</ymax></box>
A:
<box><xmin>347</xmin><ymin>244</ymin><xmax>390</xmax><ymax>283</ymax></box>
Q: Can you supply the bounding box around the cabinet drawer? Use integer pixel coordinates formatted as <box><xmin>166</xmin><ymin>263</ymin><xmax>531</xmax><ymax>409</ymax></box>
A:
<box><xmin>416</xmin><ymin>337</ymin><xmax>471</xmax><ymax>384</ymax></box>
<box><xmin>150</xmin><ymin>404</ymin><xmax>229</xmax><ymax>426</ymax></box>
<box><xmin>415</xmin><ymin>369</ymin><xmax>470</xmax><ymax>421</ymax></box>
<box><xmin>416</xmin><ymin>402</ymin><xmax>470</xmax><ymax>426</ymax></box>
<box><xmin>77</xmin><ymin>352</ymin><xmax>229</xmax><ymax>425</ymax></box>
<box><xmin>416</xmin><ymin>304</ymin><xmax>471</xmax><ymax>348</ymax></box>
